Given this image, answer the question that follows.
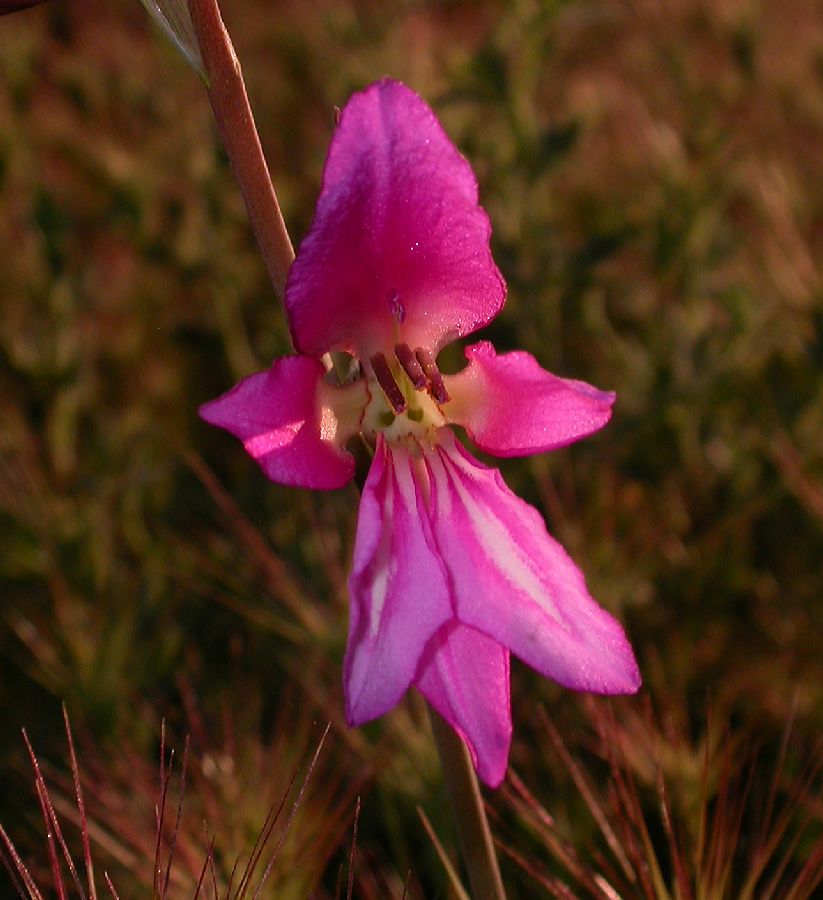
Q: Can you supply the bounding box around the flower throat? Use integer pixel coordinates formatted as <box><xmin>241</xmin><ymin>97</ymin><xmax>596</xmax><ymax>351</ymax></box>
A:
<box><xmin>363</xmin><ymin>343</ymin><xmax>449</xmax><ymax>444</ymax></box>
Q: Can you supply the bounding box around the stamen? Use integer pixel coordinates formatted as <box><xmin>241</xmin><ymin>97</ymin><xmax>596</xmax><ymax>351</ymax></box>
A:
<box><xmin>415</xmin><ymin>348</ymin><xmax>450</xmax><ymax>404</ymax></box>
<box><xmin>369</xmin><ymin>352</ymin><xmax>407</xmax><ymax>413</ymax></box>
<box><xmin>395</xmin><ymin>343</ymin><xmax>427</xmax><ymax>389</ymax></box>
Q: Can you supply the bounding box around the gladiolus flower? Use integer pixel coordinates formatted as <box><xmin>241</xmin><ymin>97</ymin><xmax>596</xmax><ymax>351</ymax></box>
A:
<box><xmin>201</xmin><ymin>79</ymin><xmax>639</xmax><ymax>786</ymax></box>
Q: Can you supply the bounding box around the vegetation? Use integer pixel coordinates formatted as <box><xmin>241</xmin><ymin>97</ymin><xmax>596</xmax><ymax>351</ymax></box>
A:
<box><xmin>1</xmin><ymin>0</ymin><xmax>822</xmax><ymax>895</ymax></box>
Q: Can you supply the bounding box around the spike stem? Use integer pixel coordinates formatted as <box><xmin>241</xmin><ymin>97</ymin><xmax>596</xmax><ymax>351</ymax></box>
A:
<box><xmin>188</xmin><ymin>0</ymin><xmax>294</xmax><ymax>300</ymax></box>
<box><xmin>429</xmin><ymin>706</ymin><xmax>507</xmax><ymax>900</ymax></box>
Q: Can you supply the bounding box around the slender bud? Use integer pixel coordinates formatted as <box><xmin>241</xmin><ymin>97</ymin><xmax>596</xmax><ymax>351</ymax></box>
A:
<box><xmin>139</xmin><ymin>0</ymin><xmax>204</xmax><ymax>76</ymax></box>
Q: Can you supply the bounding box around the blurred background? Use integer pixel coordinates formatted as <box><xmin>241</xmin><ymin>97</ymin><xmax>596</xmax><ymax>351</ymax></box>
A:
<box><xmin>1</xmin><ymin>0</ymin><xmax>822</xmax><ymax>896</ymax></box>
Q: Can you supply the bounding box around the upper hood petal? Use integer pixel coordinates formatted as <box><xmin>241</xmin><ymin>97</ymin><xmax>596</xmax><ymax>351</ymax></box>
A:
<box><xmin>285</xmin><ymin>79</ymin><xmax>506</xmax><ymax>360</ymax></box>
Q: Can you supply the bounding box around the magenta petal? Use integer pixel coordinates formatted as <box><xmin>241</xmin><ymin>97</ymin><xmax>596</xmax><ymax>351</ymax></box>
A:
<box><xmin>426</xmin><ymin>433</ymin><xmax>640</xmax><ymax>694</ymax></box>
<box><xmin>415</xmin><ymin>623</ymin><xmax>512</xmax><ymax>787</ymax></box>
<box><xmin>446</xmin><ymin>341</ymin><xmax>615</xmax><ymax>457</ymax></box>
<box><xmin>199</xmin><ymin>356</ymin><xmax>359</xmax><ymax>489</ymax></box>
<box><xmin>285</xmin><ymin>80</ymin><xmax>506</xmax><ymax>360</ymax></box>
<box><xmin>345</xmin><ymin>439</ymin><xmax>453</xmax><ymax>725</ymax></box>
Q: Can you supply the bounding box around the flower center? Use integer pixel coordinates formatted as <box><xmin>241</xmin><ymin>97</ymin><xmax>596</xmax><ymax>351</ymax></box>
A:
<box><xmin>362</xmin><ymin>343</ymin><xmax>448</xmax><ymax>445</ymax></box>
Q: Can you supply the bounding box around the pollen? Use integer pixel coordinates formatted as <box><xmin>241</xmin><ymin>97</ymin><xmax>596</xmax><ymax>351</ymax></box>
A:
<box><xmin>319</xmin><ymin>404</ymin><xmax>339</xmax><ymax>442</ymax></box>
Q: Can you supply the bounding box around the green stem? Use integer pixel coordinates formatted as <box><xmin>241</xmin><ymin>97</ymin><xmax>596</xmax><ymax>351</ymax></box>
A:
<box><xmin>429</xmin><ymin>705</ymin><xmax>507</xmax><ymax>900</ymax></box>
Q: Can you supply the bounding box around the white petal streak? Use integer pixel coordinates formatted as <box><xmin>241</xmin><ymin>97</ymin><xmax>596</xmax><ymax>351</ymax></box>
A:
<box><xmin>427</xmin><ymin>432</ymin><xmax>639</xmax><ymax>693</ymax></box>
<box><xmin>366</xmin><ymin>457</ymin><xmax>393</xmax><ymax>638</ymax></box>
<box><xmin>430</xmin><ymin>439</ymin><xmax>567</xmax><ymax>630</ymax></box>
<box><xmin>344</xmin><ymin>439</ymin><xmax>453</xmax><ymax>724</ymax></box>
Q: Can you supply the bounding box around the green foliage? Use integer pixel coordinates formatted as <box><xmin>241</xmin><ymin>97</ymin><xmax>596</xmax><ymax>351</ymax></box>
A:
<box><xmin>1</xmin><ymin>0</ymin><xmax>823</xmax><ymax>895</ymax></box>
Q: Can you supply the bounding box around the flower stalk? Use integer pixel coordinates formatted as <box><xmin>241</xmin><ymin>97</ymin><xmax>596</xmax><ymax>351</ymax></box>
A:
<box><xmin>430</xmin><ymin>708</ymin><xmax>507</xmax><ymax>900</ymax></box>
<box><xmin>187</xmin><ymin>0</ymin><xmax>294</xmax><ymax>300</ymax></box>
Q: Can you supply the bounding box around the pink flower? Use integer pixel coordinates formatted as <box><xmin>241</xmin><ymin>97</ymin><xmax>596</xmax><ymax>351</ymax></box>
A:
<box><xmin>200</xmin><ymin>79</ymin><xmax>639</xmax><ymax>787</ymax></box>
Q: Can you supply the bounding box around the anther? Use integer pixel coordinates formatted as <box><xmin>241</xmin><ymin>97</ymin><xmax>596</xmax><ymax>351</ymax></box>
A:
<box><xmin>395</xmin><ymin>343</ymin><xmax>427</xmax><ymax>389</ymax></box>
<box><xmin>369</xmin><ymin>352</ymin><xmax>407</xmax><ymax>413</ymax></box>
<box><xmin>415</xmin><ymin>348</ymin><xmax>451</xmax><ymax>404</ymax></box>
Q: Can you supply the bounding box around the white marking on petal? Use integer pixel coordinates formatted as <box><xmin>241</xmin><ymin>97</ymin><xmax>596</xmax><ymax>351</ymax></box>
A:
<box><xmin>435</xmin><ymin>441</ymin><xmax>568</xmax><ymax>633</ymax></box>
<box><xmin>244</xmin><ymin>419</ymin><xmax>302</xmax><ymax>455</ymax></box>
<box><xmin>367</xmin><ymin>464</ymin><xmax>394</xmax><ymax>639</ymax></box>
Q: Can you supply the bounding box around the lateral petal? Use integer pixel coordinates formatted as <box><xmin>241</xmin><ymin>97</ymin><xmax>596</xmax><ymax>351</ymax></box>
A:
<box><xmin>285</xmin><ymin>80</ymin><xmax>506</xmax><ymax>360</ymax></box>
<box><xmin>345</xmin><ymin>439</ymin><xmax>453</xmax><ymax>725</ymax></box>
<box><xmin>445</xmin><ymin>341</ymin><xmax>615</xmax><ymax>457</ymax></box>
<box><xmin>415</xmin><ymin>622</ymin><xmax>512</xmax><ymax>787</ymax></box>
<box><xmin>426</xmin><ymin>432</ymin><xmax>640</xmax><ymax>694</ymax></box>
<box><xmin>199</xmin><ymin>356</ymin><xmax>366</xmax><ymax>489</ymax></box>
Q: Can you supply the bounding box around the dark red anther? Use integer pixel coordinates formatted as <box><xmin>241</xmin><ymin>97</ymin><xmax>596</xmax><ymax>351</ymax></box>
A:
<box><xmin>395</xmin><ymin>343</ymin><xmax>427</xmax><ymax>389</ymax></box>
<box><xmin>415</xmin><ymin>348</ymin><xmax>451</xmax><ymax>404</ymax></box>
<box><xmin>369</xmin><ymin>352</ymin><xmax>407</xmax><ymax>413</ymax></box>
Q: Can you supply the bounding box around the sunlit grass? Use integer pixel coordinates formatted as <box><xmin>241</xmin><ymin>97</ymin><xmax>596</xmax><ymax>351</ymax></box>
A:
<box><xmin>2</xmin><ymin>0</ymin><xmax>823</xmax><ymax>895</ymax></box>
<box><xmin>499</xmin><ymin>698</ymin><xmax>823</xmax><ymax>898</ymax></box>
